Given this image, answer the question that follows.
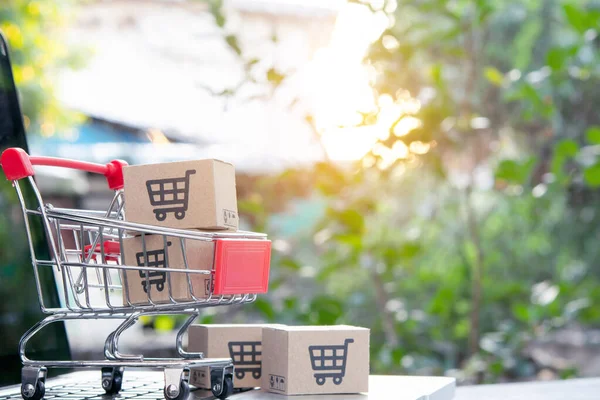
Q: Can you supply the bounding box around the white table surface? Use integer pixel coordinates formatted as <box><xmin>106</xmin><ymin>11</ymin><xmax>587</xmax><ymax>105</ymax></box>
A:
<box><xmin>454</xmin><ymin>377</ymin><xmax>600</xmax><ymax>400</ymax></box>
<box><xmin>5</xmin><ymin>371</ymin><xmax>597</xmax><ymax>399</ymax></box>
<box><xmin>228</xmin><ymin>375</ymin><xmax>455</xmax><ymax>399</ymax></box>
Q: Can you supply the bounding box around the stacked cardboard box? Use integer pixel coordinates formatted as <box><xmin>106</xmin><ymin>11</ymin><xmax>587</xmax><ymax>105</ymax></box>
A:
<box><xmin>123</xmin><ymin>159</ymin><xmax>239</xmax><ymax>230</ymax></box>
<box><xmin>262</xmin><ymin>325</ymin><xmax>369</xmax><ymax>395</ymax></box>
<box><xmin>187</xmin><ymin>324</ymin><xmax>370</xmax><ymax>395</ymax></box>
<box><xmin>120</xmin><ymin>234</ymin><xmax>214</xmax><ymax>304</ymax></box>
<box><xmin>121</xmin><ymin>159</ymin><xmax>239</xmax><ymax>304</ymax></box>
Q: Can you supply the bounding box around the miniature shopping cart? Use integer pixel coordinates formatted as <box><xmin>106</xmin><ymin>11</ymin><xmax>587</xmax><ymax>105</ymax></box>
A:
<box><xmin>308</xmin><ymin>339</ymin><xmax>354</xmax><ymax>386</ymax></box>
<box><xmin>146</xmin><ymin>169</ymin><xmax>196</xmax><ymax>221</ymax></box>
<box><xmin>228</xmin><ymin>341</ymin><xmax>262</xmax><ymax>380</ymax></box>
<box><xmin>0</xmin><ymin>148</ymin><xmax>272</xmax><ymax>400</ymax></box>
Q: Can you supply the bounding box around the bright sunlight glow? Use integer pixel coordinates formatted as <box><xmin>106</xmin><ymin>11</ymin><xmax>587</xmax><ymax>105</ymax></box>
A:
<box><xmin>305</xmin><ymin>2</ymin><xmax>423</xmax><ymax>163</ymax></box>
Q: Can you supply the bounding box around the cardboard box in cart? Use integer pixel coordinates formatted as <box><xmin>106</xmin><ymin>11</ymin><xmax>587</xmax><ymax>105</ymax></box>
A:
<box><xmin>188</xmin><ymin>324</ymin><xmax>284</xmax><ymax>389</ymax></box>
<box><xmin>121</xmin><ymin>234</ymin><xmax>214</xmax><ymax>305</ymax></box>
<box><xmin>262</xmin><ymin>325</ymin><xmax>369</xmax><ymax>395</ymax></box>
<box><xmin>121</xmin><ymin>234</ymin><xmax>272</xmax><ymax>305</ymax></box>
<box><xmin>123</xmin><ymin>159</ymin><xmax>239</xmax><ymax>230</ymax></box>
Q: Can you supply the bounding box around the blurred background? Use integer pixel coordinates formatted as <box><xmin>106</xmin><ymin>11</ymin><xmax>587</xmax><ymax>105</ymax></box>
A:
<box><xmin>3</xmin><ymin>0</ymin><xmax>600</xmax><ymax>386</ymax></box>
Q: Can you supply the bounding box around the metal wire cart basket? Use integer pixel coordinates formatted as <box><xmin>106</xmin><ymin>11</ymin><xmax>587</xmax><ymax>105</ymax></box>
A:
<box><xmin>0</xmin><ymin>148</ymin><xmax>272</xmax><ymax>400</ymax></box>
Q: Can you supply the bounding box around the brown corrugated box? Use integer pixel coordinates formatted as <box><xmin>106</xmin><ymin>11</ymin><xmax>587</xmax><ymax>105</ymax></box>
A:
<box><xmin>188</xmin><ymin>324</ymin><xmax>284</xmax><ymax>389</ymax></box>
<box><xmin>121</xmin><ymin>234</ymin><xmax>213</xmax><ymax>305</ymax></box>
<box><xmin>123</xmin><ymin>159</ymin><xmax>238</xmax><ymax>230</ymax></box>
<box><xmin>261</xmin><ymin>325</ymin><xmax>369</xmax><ymax>395</ymax></box>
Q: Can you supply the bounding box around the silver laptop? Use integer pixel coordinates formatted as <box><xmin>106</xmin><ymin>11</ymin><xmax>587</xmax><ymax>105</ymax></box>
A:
<box><xmin>0</xmin><ymin>32</ymin><xmax>454</xmax><ymax>400</ymax></box>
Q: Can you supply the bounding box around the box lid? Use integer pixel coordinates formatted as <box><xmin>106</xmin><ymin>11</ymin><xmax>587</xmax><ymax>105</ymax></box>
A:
<box><xmin>266</xmin><ymin>325</ymin><xmax>369</xmax><ymax>332</ymax></box>
<box><xmin>191</xmin><ymin>324</ymin><xmax>284</xmax><ymax>328</ymax></box>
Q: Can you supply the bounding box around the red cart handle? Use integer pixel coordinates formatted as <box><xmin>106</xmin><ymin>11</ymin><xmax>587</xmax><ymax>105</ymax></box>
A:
<box><xmin>0</xmin><ymin>147</ymin><xmax>128</xmax><ymax>190</ymax></box>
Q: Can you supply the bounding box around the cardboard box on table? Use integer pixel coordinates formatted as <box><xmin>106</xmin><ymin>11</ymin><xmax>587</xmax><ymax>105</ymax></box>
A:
<box><xmin>123</xmin><ymin>159</ymin><xmax>239</xmax><ymax>230</ymax></box>
<box><xmin>121</xmin><ymin>234</ymin><xmax>214</xmax><ymax>305</ymax></box>
<box><xmin>262</xmin><ymin>325</ymin><xmax>369</xmax><ymax>395</ymax></box>
<box><xmin>188</xmin><ymin>324</ymin><xmax>284</xmax><ymax>389</ymax></box>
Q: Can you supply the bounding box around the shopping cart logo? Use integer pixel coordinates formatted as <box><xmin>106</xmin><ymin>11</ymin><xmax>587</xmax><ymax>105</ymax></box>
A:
<box><xmin>228</xmin><ymin>341</ymin><xmax>262</xmax><ymax>380</ymax></box>
<box><xmin>268</xmin><ymin>374</ymin><xmax>286</xmax><ymax>392</ymax></box>
<box><xmin>145</xmin><ymin>169</ymin><xmax>196</xmax><ymax>221</ymax></box>
<box><xmin>135</xmin><ymin>241</ymin><xmax>172</xmax><ymax>293</ymax></box>
<box><xmin>308</xmin><ymin>338</ymin><xmax>354</xmax><ymax>386</ymax></box>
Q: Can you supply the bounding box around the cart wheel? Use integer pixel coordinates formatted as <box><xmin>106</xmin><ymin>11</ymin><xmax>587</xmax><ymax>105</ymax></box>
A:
<box><xmin>316</xmin><ymin>376</ymin><xmax>326</xmax><ymax>386</ymax></box>
<box><xmin>212</xmin><ymin>375</ymin><xmax>233</xmax><ymax>399</ymax></box>
<box><xmin>164</xmin><ymin>380</ymin><xmax>189</xmax><ymax>400</ymax></box>
<box><xmin>252</xmin><ymin>370</ymin><xmax>261</xmax><ymax>380</ymax></box>
<box><xmin>102</xmin><ymin>369</ymin><xmax>123</xmax><ymax>395</ymax></box>
<box><xmin>175</xmin><ymin>211</ymin><xmax>185</xmax><ymax>220</ymax></box>
<box><xmin>235</xmin><ymin>370</ymin><xmax>245</xmax><ymax>380</ymax></box>
<box><xmin>21</xmin><ymin>380</ymin><xmax>44</xmax><ymax>400</ymax></box>
<box><xmin>155</xmin><ymin>211</ymin><xmax>167</xmax><ymax>221</ymax></box>
<box><xmin>333</xmin><ymin>376</ymin><xmax>343</xmax><ymax>385</ymax></box>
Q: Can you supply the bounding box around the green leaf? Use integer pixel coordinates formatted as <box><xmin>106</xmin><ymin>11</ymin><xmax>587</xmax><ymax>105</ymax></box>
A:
<box><xmin>154</xmin><ymin>315</ymin><xmax>176</xmax><ymax>331</ymax></box>
<box><xmin>253</xmin><ymin>298</ymin><xmax>276</xmax><ymax>320</ymax></box>
<box><xmin>398</xmin><ymin>242</ymin><xmax>422</xmax><ymax>259</ymax></box>
<box><xmin>333</xmin><ymin>233</ymin><xmax>363</xmax><ymax>249</ymax></box>
<box><xmin>429</xmin><ymin>287</ymin><xmax>454</xmax><ymax>315</ymax></box>
<box><xmin>208</xmin><ymin>0</ymin><xmax>226</xmax><ymax>27</ymax></box>
<box><xmin>329</xmin><ymin>208</ymin><xmax>365</xmax><ymax>235</ymax></box>
<box><xmin>584</xmin><ymin>163</ymin><xmax>600</xmax><ymax>187</ymax></box>
<box><xmin>546</xmin><ymin>48</ymin><xmax>565</xmax><ymax>71</ymax></box>
<box><xmin>551</xmin><ymin>140</ymin><xmax>578</xmax><ymax>182</ymax></box>
<box><xmin>563</xmin><ymin>4</ymin><xmax>588</xmax><ymax>34</ymax></box>
<box><xmin>555</xmin><ymin>139</ymin><xmax>579</xmax><ymax>158</ymax></box>
<box><xmin>280</xmin><ymin>257</ymin><xmax>301</xmax><ymax>270</ymax></box>
<box><xmin>246</xmin><ymin>58</ymin><xmax>260</xmax><ymax>67</ymax></box>
<box><xmin>495</xmin><ymin>160</ymin><xmax>520</xmax><ymax>183</ymax></box>
<box><xmin>495</xmin><ymin>158</ymin><xmax>537</xmax><ymax>185</ymax></box>
<box><xmin>453</xmin><ymin>318</ymin><xmax>470</xmax><ymax>339</ymax></box>
<box><xmin>512</xmin><ymin>303</ymin><xmax>530</xmax><ymax>322</ymax></box>
<box><xmin>484</xmin><ymin>66</ymin><xmax>504</xmax><ymax>87</ymax></box>
<box><xmin>197</xmin><ymin>314</ymin><xmax>215</xmax><ymax>324</ymax></box>
<box><xmin>309</xmin><ymin>296</ymin><xmax>344</xmax><ymax>324</ymax></box>
<box><xmin>266</xmin><ymin>68</ymin><xmax>286</xmax><ymax>86</ymax></box>
<box><xmin>391</xmin><ymin>348</ymin><xmax>404</xmax><ymax>365</ymax></box>
<box><xmin>586</xmin><ymin>127</ymin><xmax>600</xmax><ymax>144</ymax></box>
<box><xmin>514</xmin><ymin>19</ymin><xmax>542</xmax><ymax>69</ymax></box>
<box><xmin>429</xmin><ymin>63</ymin><xmax>444</xmax><ymax>88</ymax></box>
<box><xmin>225</xmin><ymin>34</ymin><xmax>242</xmax><ymax>56</ymax></box>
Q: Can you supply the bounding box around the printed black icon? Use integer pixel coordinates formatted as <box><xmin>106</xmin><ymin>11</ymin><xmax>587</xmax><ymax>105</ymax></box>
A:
<box><xmin>228</xmin><ymin>341</ymin><xmax>262</xmax><ymax>380</ymax></box>
<box><xmin>308</xmin><ymin>338</ymin><xmax>354</xmax><ymax>386</ymax></box>
<box><xmin>191</xmin><ymin>369</ymin><xmax>204</xmax><ymax>382</ymax></box>
<box><xmin>136</xmin><ymin>241</ymin><xmax>171</xmax><ymax>293</ymax></box>
<box><xmin>269</xmin><ymin>374</ymin><xmax>286</xmax><ymax>392</ymax></box>
<box><xmin>146</xmin><ymin>169</ymin><xmax>196</xmax><ymax>221</ymax></box>
<box><xmin>223</xmin><ymin>209</ymin><xmax>237</xmax><ymax>226</ymax></box>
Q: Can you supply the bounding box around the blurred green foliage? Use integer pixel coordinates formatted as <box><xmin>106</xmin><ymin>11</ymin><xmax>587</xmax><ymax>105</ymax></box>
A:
<box><xmin>208</xmin><ymin>0</ymin><xmax>600</xmax><ymax>384</ymax></box>
<box><xmin>0</xmin><ymin>0</ymin><xmax>85</xmax><ymax>133</ymax></box>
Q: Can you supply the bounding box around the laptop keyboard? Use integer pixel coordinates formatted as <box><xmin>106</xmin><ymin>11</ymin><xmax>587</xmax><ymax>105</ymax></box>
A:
<box><xmin>0</xmin><ymin>374</ymin><xmax>175</xmax><ymax>400</ymax></box>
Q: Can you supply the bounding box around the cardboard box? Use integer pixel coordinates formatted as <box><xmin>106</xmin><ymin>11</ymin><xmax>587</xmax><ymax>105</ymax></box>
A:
<box><xmin>262</xmin><ymin>325</ymin><xmax>369</xmax><ymax>395</ymax></box>
<box><xmin>123</xmin><ymin>159</ymin><xmax>238</xmax><ymax>230</ymax></box>
<box><xmin>121</xmin><ymin>234</ymin><xmax>214</xmax><ymax>305</ymax></box>
<box><xmin>188</xmin><ymin>324</ymin><xmax>283</xmax><ymax>389</ymax></box>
